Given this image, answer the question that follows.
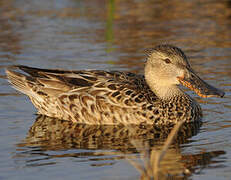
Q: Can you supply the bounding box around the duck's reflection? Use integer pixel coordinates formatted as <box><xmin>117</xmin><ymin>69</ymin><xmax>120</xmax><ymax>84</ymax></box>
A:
<box><xmin>16</xmin><ymin>115</ymin><xmax>225</xmax><ymax>179</ymax></box>
<box><xmin>19</xmin><ymin>115</ymin><xmax>200</xmax><ymax>150</ymax></box>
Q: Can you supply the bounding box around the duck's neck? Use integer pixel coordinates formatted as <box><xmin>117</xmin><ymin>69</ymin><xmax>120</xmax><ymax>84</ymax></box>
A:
<box><xmin>149</xmin><ymin>84</ymin><xmax>185</xmax><ymax>100</ymax></box>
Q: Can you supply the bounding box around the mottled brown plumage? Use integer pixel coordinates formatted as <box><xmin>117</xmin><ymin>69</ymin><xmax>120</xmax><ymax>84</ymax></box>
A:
<box><xmin>5</xmin><ymin>45</ymin><xmax>224</xmax><ymax>125</ymax></box>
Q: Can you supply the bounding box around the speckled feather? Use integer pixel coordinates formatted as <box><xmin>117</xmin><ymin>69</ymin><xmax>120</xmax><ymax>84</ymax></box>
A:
<box><xmin>6</xmin><ymin>64</ymin><xmax>202</xmax><ymax>125</ymax></box>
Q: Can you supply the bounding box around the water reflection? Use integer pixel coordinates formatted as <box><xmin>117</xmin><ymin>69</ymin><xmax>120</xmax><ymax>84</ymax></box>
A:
<box><xmin>18</xmin><ymin>115</ymin><xmax>201</xmax><ymax>151</ymax></box>
<box><xmin>13</xmin><ymin>115</ymin><xmax>224</xmax><ymax>178</ymax></box>
<box><xmin>106</xmin><ymin>0</ymin><xmax>115</xmax><ymax>52</ymax></box>
<box><xmin>0</xmin><ymin>0</ymin><xmax>22</xmax><ymax>61</ymax></box>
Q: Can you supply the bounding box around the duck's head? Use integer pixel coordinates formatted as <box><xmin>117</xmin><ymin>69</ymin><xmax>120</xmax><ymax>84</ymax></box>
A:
<box><xmin>144</xmin><ymin>44</ymin><xmax>225</xmax><ymax>99</ymax></box>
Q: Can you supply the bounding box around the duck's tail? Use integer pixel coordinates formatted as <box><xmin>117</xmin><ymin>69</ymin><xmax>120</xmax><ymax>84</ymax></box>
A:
<box><xmin>5</xmin><ymin>65</ymin><xmax>72</xmax><ymax>98</ymax></box>
<box><xmin>5</xmin><ymin>65</ymin><xmax>35</xmax><ymax>96</ymax></box>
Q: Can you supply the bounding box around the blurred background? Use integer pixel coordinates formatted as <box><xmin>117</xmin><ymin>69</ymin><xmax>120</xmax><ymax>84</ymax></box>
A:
<box><xmin>0</xmin><ymin>0</ymin><xmax>231</xmax><ymax>180</ymax></box>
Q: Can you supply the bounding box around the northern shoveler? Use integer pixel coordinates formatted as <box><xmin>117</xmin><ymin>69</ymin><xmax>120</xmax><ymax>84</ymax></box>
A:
<box><xmin>6</xmin><ymin>45</ymin><xmax>225</xmax><ymax>125</ymax></box>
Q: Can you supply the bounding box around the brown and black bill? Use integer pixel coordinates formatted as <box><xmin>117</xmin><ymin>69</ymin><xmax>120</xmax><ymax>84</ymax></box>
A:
<box><xmin>177</xmin><ymin>69</ymin><xmax>225</xmax><ymax>98</ymax></box>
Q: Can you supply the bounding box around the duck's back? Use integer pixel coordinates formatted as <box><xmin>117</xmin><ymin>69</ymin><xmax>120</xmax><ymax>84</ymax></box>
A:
<box><xmin>6</xmin><ymin>65</ymin><xmax>159</xmax><ymax>124</ymax></box>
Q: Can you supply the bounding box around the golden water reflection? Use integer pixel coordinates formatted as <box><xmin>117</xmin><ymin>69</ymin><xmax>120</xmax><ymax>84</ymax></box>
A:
<box><xmin>18</xmin><ymin>115</ymin><xmax>201</xmax><ymax>150</ymax></box>
<box><xmin>14</xmin><ymin>115</ymin><xmax>225</xmax><ymax>179</ymax></box>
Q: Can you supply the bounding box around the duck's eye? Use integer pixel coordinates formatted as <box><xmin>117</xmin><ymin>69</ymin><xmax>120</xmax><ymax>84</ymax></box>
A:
<box><xmin>164</xmin><ymin>58</ymin><xmax>171</xmax><ymax>64</ymax></box>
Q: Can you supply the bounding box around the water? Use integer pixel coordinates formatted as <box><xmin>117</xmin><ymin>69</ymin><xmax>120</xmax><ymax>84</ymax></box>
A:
<box><xmin>0</xmin><ymin>0</ymin><xmax>231</xmax><ymax>179</ymax></box>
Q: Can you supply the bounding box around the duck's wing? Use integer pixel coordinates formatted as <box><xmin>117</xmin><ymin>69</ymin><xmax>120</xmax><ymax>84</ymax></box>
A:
<box><xmin>5</xmin><ymin>65</ymin><xmax>157</xmax><ymax>102</ymax></box>
<box><xmin>6</xmin><ymin>65</ymin><xmax>148</xmax><ymax>96</ymax></box>
<box><xmin>6</xmin><ymin>65</ymin><xmax>157</xmax><ymax>123</ymax></box>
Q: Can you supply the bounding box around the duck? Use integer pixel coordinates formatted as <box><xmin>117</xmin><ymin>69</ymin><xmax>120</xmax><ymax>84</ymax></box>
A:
<box><xmin>5</xmin><ymin>45</ymin><xmax>225</xmax><ymax>125</ymax></box>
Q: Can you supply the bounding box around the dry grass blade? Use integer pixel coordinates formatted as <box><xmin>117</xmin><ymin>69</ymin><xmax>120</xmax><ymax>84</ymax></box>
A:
<box><xmin>153</xmin><ymin>120</ymin><xmax>185</xmax><ymax>178</ymax></box>
<box><xmin>126</xmin><ymin>120</ymin><xmax>185</xmax><ymax>180</ymax></box>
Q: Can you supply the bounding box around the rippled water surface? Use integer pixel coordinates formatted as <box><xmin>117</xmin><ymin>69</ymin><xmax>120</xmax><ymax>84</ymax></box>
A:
<box><xmin>0</xmin><ymin>0</ymin><xmax>231</xmax><ymax>179</ymax></box>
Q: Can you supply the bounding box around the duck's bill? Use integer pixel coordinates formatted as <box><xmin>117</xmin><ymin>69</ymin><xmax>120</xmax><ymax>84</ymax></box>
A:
<box><xmin>177</xmin><ymin>70</ymin><xmax>225</xmax><ymax>98</ymax></box>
